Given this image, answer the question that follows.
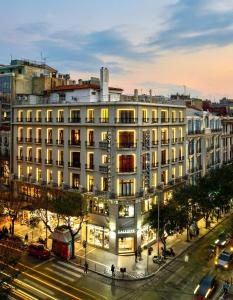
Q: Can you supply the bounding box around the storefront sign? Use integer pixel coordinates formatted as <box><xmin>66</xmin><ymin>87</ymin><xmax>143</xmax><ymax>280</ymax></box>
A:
<box><xmin>118</xmin><ymin>229</ymin><xmax>135</xmax><ymax>234</ymax></box>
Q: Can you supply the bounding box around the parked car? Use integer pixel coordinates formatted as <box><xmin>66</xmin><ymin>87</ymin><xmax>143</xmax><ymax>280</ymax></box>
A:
<box><xmin>214</xmin><ymin>231</ymin><xmax>230</xmax><ymax>247</ymax></box>
<box><xmin>215</xmin><ymin>249</ymin><xmax>233</xmax><ymax>269</ymax></box>
<box><xmin>194</xmin><ymin>273</ymin><xmax>216</xmax><ymax>299</ymax></box>
<box><xmin>28</xmin><ymin>243</ymin><xmax>51</xmax><ymax>259</ymax></box>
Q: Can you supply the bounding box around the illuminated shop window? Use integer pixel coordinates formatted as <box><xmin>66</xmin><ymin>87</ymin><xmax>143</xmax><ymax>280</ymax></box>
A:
<box><xmin>118</xmin><ymin>204</ymin><xmax>134</xmax><ymax>218</ymax></box>
<box><xmin>141</xmin><ymin>225</ymin><xmax>156</xmax><ymax>247</ymax></box>
<box><xmin>118</xmin><ymin>237</ymin><xmax>134</xmax><ymax>253</ymax></box>
<box><xmin>89</xmin><ymin>200</ymin><xmax>109</xmax><ymax>215</ymax></box>
<box><xmin>88</xmin><ymin>225</ymin><xmax>109</xmax><ymax>249</ymax></box>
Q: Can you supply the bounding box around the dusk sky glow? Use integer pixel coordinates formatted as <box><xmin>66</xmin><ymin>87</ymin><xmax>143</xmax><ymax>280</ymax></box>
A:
<box><xmin>1</xmin><ymin>0</ymin><xmax>233</xmax><ymax>99</ymax></box>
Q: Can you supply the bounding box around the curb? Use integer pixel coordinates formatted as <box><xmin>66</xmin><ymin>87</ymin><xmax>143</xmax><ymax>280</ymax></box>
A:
<box><xmin>84</xmin><ymin>214</ymin><xmax>232</xmax><ymax>281</ymax></box>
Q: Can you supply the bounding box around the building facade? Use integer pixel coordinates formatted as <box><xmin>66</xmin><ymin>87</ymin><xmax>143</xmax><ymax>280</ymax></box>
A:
<box><xmin>12</xmin><ymin>68</ymin><xmax>187</xmax><ymax>254</ymax></box>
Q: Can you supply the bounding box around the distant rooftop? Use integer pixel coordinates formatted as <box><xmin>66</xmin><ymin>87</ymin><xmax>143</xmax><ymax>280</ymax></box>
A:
<box><xmin>0</xmin><ymin>59</ymin><xmax>57</xmax><ymax>73</ymax></box>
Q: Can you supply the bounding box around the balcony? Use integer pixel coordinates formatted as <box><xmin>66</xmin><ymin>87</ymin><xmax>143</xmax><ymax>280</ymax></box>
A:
<box><xmin>34</xmin><ymin>158</ymin><xmax>42</xmax><ymax>163</ymax></box>
<box><xmin>207</xmin><ymin>145</ymin><xmax>214</xmax><ymax>152</ymax></box>
<box><xmin>178</xmin><ymin>137</ymin><xmax>184</xmax><ymax>143</ymax></box>
<box><xmin>151</xmin><ymin>140</ymin><xmax>158</xmax><ymax>147</ymax></box>
<box><xmin>34</xmin><ymin>117</ymin><xmax>42</xmax><ymax>122</ymax></box>
<box><xmin>178</xmin><ymin>156</ymin><xmax>184</xmax><ymax>161</ymax></box>
<box><xmin>25</xmin><ymin>137</ymin><xmax>33</xmax><ymax>143</ymax></box>
<box><xmin>99</xmin><ymin>118</ymin><xmax>109</xmax><ymax>123</ymax></box>
<box><xmin>85</xmin><ymin>141</ymin><xmax>95</xmax><ymax>147</ymax></box>
<box><xmin>45</xmin><ymin>117</ymin><xmax>53</xmax><ymax>123</ymax></box>
<box><xmin>68</xmin><ymin>117</ymin><xmax>81</xmax><ymax>123</ymax></box>
<box><xmin>171</xmin><ymin>138</ymin><xmax>177</xmax><ymax>144</ymax></box>
<box><xmin>45</xmin><ymin>159</ymin><xmax>53</xmax><ymax>165</ymax></box>
<box><xmin>171</xmin><ymin>118</ymin><xmax>177</xmax><ymax>123</ymax></box>
<box><xmin>179</xmin><ymin>118</ymin><xmax>184</xmax><ymax>123</ymax></box>
<box><xmin>117</xmin><ymin>143</ymin><xmax>137</xmax><ymax>149</ymax></box>
<box><xmin>99</xmin><ymin>141</ymin><xmax>109</xmax><ymax>149</ymax></box>
<box><xmin>26</xmin><ymin>118</ymin><xmax>32</xmax><ymax>122</ymax></box>
<box><xmin>161</xmin><ymin>117</ymin><xmax>170</xmax><ymax>123</ymax></box>
<box><xmin>161</xmin><ymin>160</ymin><xmax>170</xmax><ymax>166</ymax></box>
<box><xmin>25</xmin><ymin>156</ymin><xmax>33</xmax><ymax>162</ymax></box>
<box><xmin>188</xmin><ymin>129</ymin><xmax>203</xmax><ymax>135</ymax></box>
<box><xmin>115</xmin><ymin>118</ymin><xmax>138</xmax><ymax>124</ymax></box>
<box><xmin>161</xmin><ymin>139</ymin><xmax>170</xmax><ymax>145</ymax></box>
<box><xmin>16</xmin><ymin>156</ymin><xmax>23</xmax><ymax>161</ymax></box>
<box><xmin>117</xmin><ymin>167</ymin><xmax>136</xmax><ymax>174</ymax></box>
<box><xmin>16</xmin><ymin>117</ymin><xmax>23</xmax><ymax>122</ymax></box>
<box><xmin>68</xmin><ymin>140</ymin><xmax>81</xmax><ymax>147</ymax></box>
<box><xmin>56</xmin><ymin>139</ymin><xmax>64</xmax><ymax>145</ymax></box>
<box><xmin>34</xmin><ymin>138</ymin><xmax>42</xmax><ymax>144</ymax></box>
<box><xmin>45</xmin><ymin>139</ymin><xmax>53</xmax><ymax>145</ymax></box>
<box><xmin>16</xmin><ymin>137</ymin><xmax>23</xmax><ymax>143</ymax></box>
<box><xmin>99</xmin><ymin>165</ymin><xmax>109</xmax><ymax>173</ymax></box>
<box><xmin>151</xmin><ymin>162</ymin><xmax>158</xmax><ymax>169</ymax></box>
<box><xmin>85</xmin><ymin>164</ymin><xmax>94</xmax><ymax>170</ymax></box>
<box><xmin>85</xmin><ymin>117</ymin><xmax>95</xmax><ymax>123</ymax></box>
<box><xmin>56</xmin><ymin>160</ymin><xmax>64</xmax><ymax>166</ymax></box>
<box><xmin>142</xmin><ymin>117</ymin><xmax>149</xmax><ymax>123</ymax></box>
<box><xmin>56</xmin><ymin>117</ymin><xmax>64</xmax><ymax>123</ymax></box>
<box><xmin>68</xmin><ymin>162</ymin><xmax>81</xmax><ymax>168</ymax></box>
<box><xmin>152</xmin><ymin>117</ymin><xmax>158</xmax><ymax>123</ymax></box>
<box><xmin>171</xmin><ymin>158</ymin><xmax>177</xmax><ymax>164</ymax></box>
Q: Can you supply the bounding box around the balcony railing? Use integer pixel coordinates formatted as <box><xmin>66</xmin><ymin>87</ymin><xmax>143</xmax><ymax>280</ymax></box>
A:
<box><xmin>99</xmin><ymin>118</ymin><xmax>109</xmax><ymax>123</ymax></box>
<box><xmin>161</xmin><ymin>139</ymin><xmax>170</xmax><ymax>145</ymax></box>
<box><xmin>34</xmin><ymin>117</ymin><xmax>42</xmax><ymax>122</ymax></box>
<box><xmin>178</xmin><ymin>156</ymin><xmax>184</xmax><ymax>161</ymax></box>
<box><xmin>117</xmin><ymin>168</ymin><xmax>136</xmax><ymax>173</ymax></box>
<box><xmin>85</xmin><ymin>117</ymin><xmax>95</xmax><ymax>123</ymax></box>
<box><xmin>117</xmin><ymin>143</ymin><xmax>137</xmax><ymax>149</ymax></box>
<box><xmin>25</xmin><ymin>156</ymin><xmax>33</xmax><ymax>162</ymax></box>
<box><xmin>179</xmin><ymin>118</ymin><xmax>185</xmax><ymax>122</ymax></box>
<box><xmin>85</xmin><ymin>141</ymin><xmax>95</xmax><ymax>147</ymax></box>
<box><xmin>171</xmin><ymin>118</ymin><xmax>177</xmax><ymax>123</ymax></box>
<box><xmin>45</xmin><ymin>139</ymin><xmax>53</xmax><ymax>145</ymax></box>
<box><xmin>45</xmin><ymin>117</ymin><xmax>53</xmax><ymax>123</ymax></box>
<box><xmin>99</xmin><ymin>141</ymin><xmax>109</xmax><ymax>149</ymax></box>
<box><xmin>178</xmin><ymin>137</ymin><xmax>184</xmax><ymax>143</ymax></box>
<box><xmin>151</xmin><ymin>162</ymin><xmax>158</xmax><ymax>168</ymax></box>
<box><xmin>16</xmin><ymin>137</ymin><xmax>23</xmax><ymax>143</ymax></box>
<box><xmin>115</xmin><ymin>118</ymin><xmax>138</xmax><ymax>124</ymax></box>
<box><xmin>85</xmin><ymin>164</ymin><xmax>94</xmax><ymax>170</ymax></box>
<box><xmin>152</xmin><ymin>117</ymin><xmax>158</xmax><ymax>123</ymax></box>
<box><xmin>68</xmin><ymin>140</ymin><xmax>81</xmax><ymax>146</ymax></box>
<box><xmin>171</xmin><ymin>138</ymin><xmax>177</xmax><ymax>143</ymax></box>
<box><xmin>34</xmin><ymin>158</ymin><xmax>42</xmax><ymax>163</ymax></box>
<box><xmin>45</xmin><ymin>159</ymin><xmax>53</xmax><ymax>165</ymax></box>
<box><xmin>16</xmin><ymin>156</ymin><xmax>23</xmax><ymax>161</ymax></box>
<box><xmin>16</xmin><ymin>117</ymin><xmax>23</xmax><ymax>122</ymax></box>
<box><xmin>34</xmin><ymin>138</ymin><xmax>42</xmax><ymax>144</ymax></box>
<box><xmin>68</xmin><ymin>117</ymin><xmax>81</xmax><ymax>123</ymax></box>
<box><xmin>99</xmin><ymin>165</ymin><xmax>108</xmax><ymax>173</ymax></box>
<box><xmin>56</xmin><ymin>160</ymin><xmax>64</xmax><ymax>166</ymax></box>
<box><xmin>161</xmin><ymin>117</ymin><xmax>169</xmax><ymax>123</ymax></box>
<box><xmin>56</xmin><ymin>117</ymin><xmax>64</xmax><ymax>123</ymax></box>
<box><xmin>161</xmin><ymin>159</ymin><xmax>170</xmax><ymax>166</ymax></box>
<box><xmin>68</xmin><ymin>162</ymin><xmax>81</xmax><ymax>168</ymax></box>
<box><xmin>56</xmin><ymin>139</ymin><xmax>64</xmax><ymax>145</ymax></box>
<box><xmin>25</xmin><ymin>137</ymin><xmax>33</xmax><ymax>143</ymax></box>
<box><xmin>142</xmin><ymin>118</ymin><xmax>149</xmax><ymax>123</ymax></box>
<box><xmin>171</xmin><ymin>158</ymin><xmax>177</xmax><ymax>163</ymax></box>
<box><xmin>26</xmin><ymin>118</ymin><xmax>32</xmax><ymax>122</ymax></box>
<box><xmin>151</xmin><ymin>140</ymin><xmax>158</xmax><ymax>147</ymax></box>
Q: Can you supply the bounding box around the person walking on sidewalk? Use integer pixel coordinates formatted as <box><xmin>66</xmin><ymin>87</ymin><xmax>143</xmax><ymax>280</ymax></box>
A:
<box><xmin>84</xmin><ymin>261</ymin><xmax>88</xmax><ymax>274</ymax></box>
<box><xmin>135</xmin><ymin>249</ymin><xmax>138</xmax><ymax>262</ymax></box>
<box><xmin>223</xmin><ymin>280</ymin><xmax>229</xmax><ymax>294</ymax></box>
<box><xmin>111</xmin><ymin>264</ymin><xmax>115</xmax><ymax>277</ymax></box>
<box><xmin>25</xmin><ymin>233</ymin><xmax>28</xmax><ymax>243</ymax></box>
<box><xmin>138</xmin><ymin>246</ymin><xmax>142</xmax><ymax>261</ymax></box>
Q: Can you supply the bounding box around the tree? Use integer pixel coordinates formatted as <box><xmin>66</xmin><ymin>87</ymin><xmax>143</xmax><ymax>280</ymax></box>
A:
<box><xmin>36</xmin><ymin>191</ymin><xmax>87</xmax><ymax>259</ymax></box>
<box><xmin>147</xmin><ymin>200</ymin><xmax>181</xmax><ymax>251</ymax></box>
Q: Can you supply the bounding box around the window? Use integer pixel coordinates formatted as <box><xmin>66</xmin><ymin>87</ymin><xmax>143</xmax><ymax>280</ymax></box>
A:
<box><xmin>27</xmin><ymin>166</ymin><xmax>32</xmax><ymax>178</ymax></box>
<box><xmin>118</xmin><ymin>204</ymin><xmax>134</xmax><ymax>218</ymax></box>
<box><xmin>47</xmin><ymin>169</ymin><xmax>52</xmax><ymax>184</ymax></box>
<box><xmin>70</xmin><ymin>110</ymin><xmax>80</xmax><ymax>122</ymax></box>
<box><xmin>161</xmin><ymin>149</ymin><xmax>167</xmax><ymax>164</ymax></box>
<box><xmin>118</xmin><ymin>109</ymin><xmax>135</xmax><ymax>123</ymax></box>
<box><xmin>72</xmin><ymin>173</ymin><xmax>80</xmax><ymax>188</ymax></box>
<box><xmin>87</xmin><ymin>152</ymin><xmax>94</xmax><ymax>168</ymax></box>
<box><xmin>152</xmin><ymin>110</ymin><xmax>157</xmax><ymax>122</ymax></box>
<box><xmin>87</xmin><ymin>130</ymin><xmax>94</xmax><ymax>145</ymax></box>
<box><xmin>46</xmin><ymin>110</ymin><xmax>53</xmax><ymax>122</ymax></box>
<box><xmin>57</xmin><ymin>110</ymin><xmax>64</xmax><ymax>122</ymax></box>
<box><xmin>27</xmin><ymin>110</ymin><xmax>32</xmax><ymax>121</ymax></box>
<box><xmin>36</xmin><ymin>128</ymin><xmax>42</xmax><ymax>140</ymax></box>
<box><xmin>101</xmin><ymin>132</ymin><xmax>108</xmax><ymax>141</ymax></box>
<box><xmin>101</xmin><ymin>177</ymin><xmax>108</xmax><ymax>192</ymax></box>
<box><xmin>36</xmin><ymin>168</ymin><xmax>42</xmax><ymax>182</ymax></box>
<box><xmin>119</xmin><ymin>179</ymin><xmax>134</xmax><ymax>196</ymax></box>
<box><xmin>71</xmin><ymin>129</ymin><xmax>80</xmax><ymax>145</ymax></box>
<box><xmin>58</xmin><ymin>171</ymin><xmax>63</xmax><ymax>187</ymax></box>
<box><xmin>172</xmin><ymin>111</ymin><xmax>176</xmax><ymax>122</ymax></box>
<box><xmin>102</xmin><ymin>154</ymin><xmax>108</xmax><ymax>164</ymax></box>
<box><xmin>100</xmin><ymin>108</ymin><xmax>109</xmax><ymax>123</ymax></box>
<box><xmin>87</xmin><ymin>109</ymin><xmax>94</xmax><ymax>122</ymax></box>
<box><xmin>142</xmin><ymin>109</ymin><xmax>148</xmax><ymax>122</ymax></box>
<box><xmin>89</xmin><ymin>200</ymin><xmax>109</xmax><ymax>215</ymax></box>
<box><xmin>87</xmin><ymin>175</ymin><xmax>94</xmax><ymax>192</ymax></box>
<box><xmin>18</xmin><ymin>165</ymin><xmax>23</xmax><ymax>178</ymax></box>
<box><xmin>118</xmin><ymin>155</ymin><xmax>134</xmax><ymax>172</ymax></box>
<box><xmin>71</xmin><ymin>151</ymin><xmax>80</xmax><ymax>167</ymax></box>
<box><xmin>142</xmin><ymin>197</ymin><xmax>157</xmax><ymax>213</ymax></box>
<box><xmin>161</xmin><ymin>110</ymin><xmax>168</xmax><ymax>122</ymax></box>
<box><xmin>36</xmin><ymin>110</ymin><xmax>41</xmax><ymax>121</ymax></box>
<box><xmin>118</xmin><ymin>131</ymin><xmax>135</xmax><ymax>148</ymax></box>
<box><xmin>17</xmin><ymin>110</ymin><xmax>23</xmax><ymax>121</ymax></box>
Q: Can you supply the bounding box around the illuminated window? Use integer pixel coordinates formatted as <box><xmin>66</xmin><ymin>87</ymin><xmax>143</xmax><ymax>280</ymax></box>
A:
<box><xmin>17</xmin><ymin>110</ymin><xmax>23</xmax><ymax>121</ymax></box>
<box><xmin>179</xmin><ymin>165</ymin><xmax>183</xmax><ymax>177</ymax></box>
<box><xmin>118</xmin><ymin>155</ymin><xmax>135</xmax><ymax>172</ymax></box>
<box><xmin>119</xmin><ymin>179</ymin><xmax>134</xmax><ymax>196</ymax></box>
<box><xmin>36</xmin><ymin>168</ymin><xmax>42</xmax><ymax>182</ymax></box>
<box><xmin>142</xmin><ymin>109</ymin><xmax>148</xmax><ymax>122</ymax></box>
<box><xmin>87</xmin><ymin>175</ymin><xmax>94</xmax><ymax>192</ymax></box>
<box><xmin>87</xmin><ymin>109</ymin><xmax>94</xmax><ymax>122</ymax></box>
<box><xmin>36</xmin><ymin>110</ymin><xmax>42</xmax><ymax>121</ymax></box>
<box><xmin>46</xmin><ymin>110</ymin><xmax>53</xmax><ymax>122</ymax></box>
<box><xmin>119</xmin><ymin>204</ymin><xmax>134</xmax><ymax>218</ymax></box>
<box><xmin>101</xmin><ymin>177</ymin><xmax>108</xmax><ymax>192</ymax></box>
<box><xmin>100</xmin><ymin>108</ymin><xmax>109</xmax><ymax>123</ymax></box>
<box><xmin>118</xmin><ymin>131</ymin><xmax>135</xmax><ymax>148</ymax></box>
<box><xmin>72</xmin><ymin>173</ymin><xmax>80</xmax><ymax>189</ymax></box>
<box><xmin>172</xmin><ymin>167</ymin><xmax>176</xmax><ymax>178</ymax></box>
<box><xmin>58</xmin><ymin>170</ymin><xmax>63</xmax><ymax>187</ymax></box>
<box><xmin>27</xmin><ymin>166</ymin><xmax>32</xmax><ymax>178</ymax></box>
<box><xmin>46</xmin><ymin>169</ymin><xmax>53</xmax><ymax>184</ymax></box>
<box><xmin>172</xmin><ymin>111</ymin><xmax>176</xmax><ymax>122</ymax></box>
<box><xmin>17</xmin><ymin>165</ymin><xmax>23</xmax><ymax>178</ymax></box>
<box><xmin>70</xmin><ymin>129</ymin><xmax>80</xmax><ymax>145</ymax></box>
<box><xmin>102</xmin><ymin>154</ymin><xmax>108</xmax><ymax>164</ymax></box>
<box><xmin>101</xmin><ymin>132</ymin><xmax>108</xmax><ymax>141</ymax></box>
<box><xmin>26</xmin><ymin>110</ymin><xmax>32</xmax><ymax>121</ymax></box>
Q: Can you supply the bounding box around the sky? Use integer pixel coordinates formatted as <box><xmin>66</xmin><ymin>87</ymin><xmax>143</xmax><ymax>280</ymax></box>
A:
<box><xmin>1</xmin><ymin>0</ymin><xmax>233</xmax><ymax>100</ymax></box>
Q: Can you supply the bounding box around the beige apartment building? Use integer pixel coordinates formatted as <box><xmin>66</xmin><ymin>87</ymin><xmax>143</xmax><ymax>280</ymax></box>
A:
<box><xmin>12</xmin><ymin>68</ymin><xmax>186</xmax><ymax>254</ymax></box>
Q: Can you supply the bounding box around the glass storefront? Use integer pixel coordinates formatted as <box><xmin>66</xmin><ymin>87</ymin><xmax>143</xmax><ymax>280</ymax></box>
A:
<box><xmin>118</xmin><ymin>237</ymin><xmax>134</xmax><ymax>253</ymax></box>
<box><xmin>88</xmin><ymin>225</ymin><xmax>109</xmax><ymax>249</ymax></box>
<box><xmin>141</xmin><ymin>225</ymin><xmax>156</xmax><ymax>247</ymax></box>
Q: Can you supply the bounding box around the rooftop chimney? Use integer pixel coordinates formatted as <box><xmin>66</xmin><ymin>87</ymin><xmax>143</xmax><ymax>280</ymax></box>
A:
<box><xmin>100</xmin><ymin>67</ymin><xmax>109</xmax><ymax>102</ymax></box>
<box><xmin>134</xmin><ymin>89</ymin><xmax>138</xmax><ymax>101</ymax></box>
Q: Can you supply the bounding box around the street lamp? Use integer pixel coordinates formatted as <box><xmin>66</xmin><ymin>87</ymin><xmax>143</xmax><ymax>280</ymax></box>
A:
<box><xmin>157</xmin><ymin>197</ymin><xmax>160</xmax><ymax>258</ymax></box>
<box><xmin>83</xmin><ymin>220</ymin><xmax>88</xmax><ymax>263</ymax></box>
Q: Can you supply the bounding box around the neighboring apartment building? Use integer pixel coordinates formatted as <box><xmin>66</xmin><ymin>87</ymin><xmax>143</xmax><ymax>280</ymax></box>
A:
<box><xmin>12</xmin><ymin>67</ymin><xmax>187</xmax><ymax>254</ymax></box>
<box><xmin>186</xmin><ymin>106</ymin><xmax>222</xmax><ymax>184</ymax></box>
<box><xmin>221</xmin><ymin>117</ymin><xmax>233</xmax><ymax>163</ymax></box>
<box><xmin>0</xmin><ymin>59</ymin><xmax>74</xmax><ymax>182</ymax></box>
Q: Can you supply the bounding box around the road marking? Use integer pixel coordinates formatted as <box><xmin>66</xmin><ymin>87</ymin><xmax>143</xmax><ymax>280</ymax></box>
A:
<box><xmin>20</xmin><ymin>272</ymin><xmax>82</xmax><ymax>300</ymax></box>
<box><xmin>57</xmin><ymin>261</ymin><xmax>83</xmax><ymax>273</ymax></box>
<box><xmin>11</xmin><ymin>287</ymin><xmax>38</xmax><ymax>300</ymax></box>
<box><xmin>45</xmin><ymin>267</ymin><xmax>75</xmax><ymax>282</ymax></box>
<box><xmin>34</xmin><ymin>257</ymin><xmax>54</xmax><ymax>268</ymax></box>
<box><xmin>51</xmin><ymin>264</ymin><xmax>82</xmax><ymax>278</ymax></box>
<box><xmin>24</xmin><ymin>278</ymin><xmax>56</xmax><ymax>296</ymax></box>
<box><xmin>19</xmin><ymin>262</ymin><xmax>108</xmax><ymax>300</ymax></box>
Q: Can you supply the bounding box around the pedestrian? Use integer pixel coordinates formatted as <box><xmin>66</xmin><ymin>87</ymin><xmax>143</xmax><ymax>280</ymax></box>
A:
<box><xmin>138</xmin><ymin>246</ymin><xmax>142</xmax><ymax>261</ymax></box>
<box><xmin>134</xmin><ymin>249</ymin><xmax>138</xmax><ymax>263</ymax></box>
<box><xmin>9</xmin><ymin>224</ymin><xmax>12</xmax><ymax>235</ymax></box>
<box><xmin>25</xmin><ymin>233</ymin><xmax>28</xmax><ymax>242</ymax></box>
<box><xmin>111</xmin><ymin>264</ymin><xmax>115</xmax><ymax>277</ymax></box>
<box><xmin>223</xmin><ymin>280</ymin><xmax>229</xmax><ymax>294</ymax></box>
<box><xmin>84</xmin><ymin>261</ymin><xmax>88</xmax><ymax>274</ymax></box>
<box><xmin>196</xmin><ymin>227</ymin><xmax>200</xmax><ymax>236</ymax></box>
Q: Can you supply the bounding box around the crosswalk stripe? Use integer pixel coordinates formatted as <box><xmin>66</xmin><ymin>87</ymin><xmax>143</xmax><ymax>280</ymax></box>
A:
<box><xmin>45</xmin><ymin>267</ymin><xmax>75</xmax><ymax>282</ymax></box>
<box><xmin>51</xmin><ymin>264</ymin><xmax>82</xmax><ymax>278</ymax></box>
<box><xmin>57</xmin><ymin>261</ymin><xmax>83</xmax><ymax>274</ymax></box>
<box><xmin>24</xmin><ymin>278</ymin><xmax>56</xmax><ymax>296</ymax></box>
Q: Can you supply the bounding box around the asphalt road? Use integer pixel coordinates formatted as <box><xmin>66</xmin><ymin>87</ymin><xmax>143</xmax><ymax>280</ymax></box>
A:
<box><xmin>5</xmin><ymin>215</ymin><xmax>233</xmax><ymax>300</ymax></box>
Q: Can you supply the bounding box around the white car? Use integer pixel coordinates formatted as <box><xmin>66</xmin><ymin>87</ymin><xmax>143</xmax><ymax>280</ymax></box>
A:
<box><xmin>215</xmin><ymin>249</ymin><xmax>233</xmax><ymax>269</ymax></box>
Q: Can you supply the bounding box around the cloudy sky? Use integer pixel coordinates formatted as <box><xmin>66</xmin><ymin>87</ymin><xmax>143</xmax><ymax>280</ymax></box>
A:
<box><xmin>1</xmin><ymin>0</ymin><xmax>233</xmax><ymax>99</ymax></box>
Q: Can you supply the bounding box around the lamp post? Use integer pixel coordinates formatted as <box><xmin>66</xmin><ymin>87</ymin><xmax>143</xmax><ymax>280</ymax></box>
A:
<box><xmin>157</xmin><ymin>197</ymin><xmax>160</xmax><ymax>258</ymax></box>
<box><xmin>83</xmin><ymin>220</ymin><xmax>88</xmax><ymax>264</ymax></box>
